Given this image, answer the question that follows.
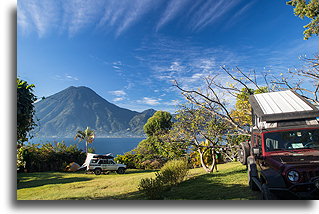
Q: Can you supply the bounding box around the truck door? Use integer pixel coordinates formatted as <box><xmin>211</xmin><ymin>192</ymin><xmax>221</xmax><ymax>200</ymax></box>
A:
<box><xmin>106</xmin><ymin>159</ymin><xmax>118</xmax><ymax>171</ymax></box>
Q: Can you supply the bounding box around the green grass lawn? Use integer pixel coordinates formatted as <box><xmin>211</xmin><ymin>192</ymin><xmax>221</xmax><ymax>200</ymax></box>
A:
<box><xmin>17</xmin><ymin>162</ymin><xmax>259</xmax><ymax>200</ymax></box>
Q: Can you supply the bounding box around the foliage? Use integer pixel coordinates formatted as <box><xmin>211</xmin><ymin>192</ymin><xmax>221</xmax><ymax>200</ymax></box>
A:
<box><xmin>138</xmin><ymin>159</ymin><xmax>189</xmax><ymax>199</ymax></box>
<box><xmin>230</xmin><ymin>87</ymin><xmax>268</xmax><ymax>126</ymax></box>
<box><xmin>167</xmin><ymin>105</ymin><xmax>228</xmax><ymax>173</ymax></box>
<box><xmin>17</xmin><ymin>78</ymin><xmax>37</xmax><ymax>145</ymax></box>
<box><xmin>287</xmin><ymin>0</ymin><xmax>319</xmax><ymax>39</ymax></box>
<box><xmin>143</xmin><ymin>111</ymin><xmax>172</xmax><ymax>137</ymax></box>
<box><xmin>74</xmin><ymin>126</ymin><xmax>95</xmax><ymax>153</ymax></box>
<box><xmin>87</xmin><ymin>146</ymin><xmax>95</xmax><ymax>153</ymax></box>
<box><xmin>114</xmin><ymin>152</ymin><xmax>139</xmax><ymax>168</ymax></box>
<box><xmin>159</xmin><ymin>158</ymin><xmax>189</xmax><ymax>185</ymax></box>
<box><xmin>117</xmin><ymin>111</ymin><xmax>187</xmax><ymax>169</ymax></box>
<box><xmin>17</xmin><ymin>141</ymin><xmax>86</xmax><ymax>172</ymax></box>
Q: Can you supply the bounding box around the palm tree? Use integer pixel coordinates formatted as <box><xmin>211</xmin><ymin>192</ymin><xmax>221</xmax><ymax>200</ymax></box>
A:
<box><xmin>74</xmin><ymin>127</ymin><xmax>95</xmax><ymax>154</ymax></box>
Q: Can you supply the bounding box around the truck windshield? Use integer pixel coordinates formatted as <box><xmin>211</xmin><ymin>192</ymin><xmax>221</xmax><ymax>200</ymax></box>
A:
<box><xmin>264</xmin><ymin>128</ymin><xmax>319</xmax><ymax>152</ymax></box>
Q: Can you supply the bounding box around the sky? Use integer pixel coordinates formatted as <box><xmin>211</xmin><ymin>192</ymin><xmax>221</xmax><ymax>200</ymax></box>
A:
<box><xmin>17</xmin><ymin>0</ymin><xmax>319</xmax><ymax>113</ymax></box>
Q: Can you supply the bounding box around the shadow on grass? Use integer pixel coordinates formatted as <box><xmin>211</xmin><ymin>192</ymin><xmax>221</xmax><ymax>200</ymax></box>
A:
<box><xmin>59</xmin><ymin>168</ymin><xmax>259</xmax><ymax>200</ymax></box>
<box><xmin>125</xmin><ymin>169</ymin><xmax>158</xmax><ymax>174</ymax></box>
<box><xmin>162</xmin><ymin>169</ymin><xmax>259</xmax><ymax>200</ymax></box>
<box><xmin>59</xmin><ymin>190</ymin><xmax>145</xmax><ymax>200</ymax></box>
<box><xmin>17</xmin><ymin>173</ymin><xmax>93</xmax><ymax>190</ymax></box>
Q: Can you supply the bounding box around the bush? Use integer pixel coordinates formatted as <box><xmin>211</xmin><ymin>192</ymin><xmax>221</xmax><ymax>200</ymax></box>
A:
<box><xmin>18</xmin><ymin>141</ymin><xmax>86</xmax><ymax>172</ymax></box>
<box><xmin>138</xmin><ymin>177</ymin><xmax>166</xmax><ymax>199</ymax></box>
<box><xmin>138</xmin><ymin>159</ymin><xmax>189</xmax><ymax>199</ymax></box>
<box><xmin>159</xmin><ymin>159</ymin><xmax>189</xmax><ymax>185</ymax></box>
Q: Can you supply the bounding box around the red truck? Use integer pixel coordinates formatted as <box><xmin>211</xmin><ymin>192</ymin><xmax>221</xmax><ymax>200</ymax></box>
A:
<box><xmin>238</xmin><ymin>90</ymin><xmax>319</xmax><ymax>199</ymax></box>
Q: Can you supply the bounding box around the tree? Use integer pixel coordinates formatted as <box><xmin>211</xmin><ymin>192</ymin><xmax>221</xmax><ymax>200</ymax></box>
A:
<box><xmin>287</xmin><ymin>0</ymin><xmax>319</xmax><ymax>39</ymax></box>
<box><xmin>143</xmin><ymin>111</ymin><xmax>172</xmax><ymax>137</ymax></box>
<box><xmin>271</xmin><ymin>55</ymin><xmax>319</xmax><ymax>106</ymax></box>
<box><xmin>17</xmin><ymin>78</ymin><xmax>37</xmax><ymax>145</ymax></box>
<box><xmin>230</xmin><ymin>87</ymin><xmax>268</xmax><ymax>126</ymax></box>
<box><xmin>118</xmin><ymin>111</ymin><xmax>187</xmax><ymax>169</ymax></box>
<box><xmin>166</xmin><ymin>105</ymin><xmax>228</xmax><ymax>173</ymax></box>
<box><xmin>74</xmin><ymin>127</ymin><xmax>95</xmax><ymax>154</ymax></box>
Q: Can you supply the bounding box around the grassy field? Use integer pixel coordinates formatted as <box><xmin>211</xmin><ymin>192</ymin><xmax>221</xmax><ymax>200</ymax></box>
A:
<box><xmin>17</xmin><ymin>162</ymin><xmax>259</xmax><ymax>200</ymax></box>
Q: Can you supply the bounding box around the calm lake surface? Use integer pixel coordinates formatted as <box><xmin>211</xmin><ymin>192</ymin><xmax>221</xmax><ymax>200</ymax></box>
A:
<box><xmin>31</xmin><ymin>137</ymin><xmax>145</xmax><ymax>156</ymax></box>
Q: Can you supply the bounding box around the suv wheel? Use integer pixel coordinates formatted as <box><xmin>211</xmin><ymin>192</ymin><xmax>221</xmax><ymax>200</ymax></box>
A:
<box><xmin>117</xmin><ymin>167</ymin><xmax>125</xmax><ymax>174</ymax></box>
<box><xmin>261</xmin><ymin>184</ymin><xmax>277</xmax><ymax>200</ymax></box>
<box><xmin>94</xmin><ymin>168</ymin><xmax>102</xmax><ymax>175</ymax></box>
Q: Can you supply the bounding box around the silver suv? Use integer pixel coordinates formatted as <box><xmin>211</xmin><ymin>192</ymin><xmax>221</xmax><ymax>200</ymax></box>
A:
<box><xmin>88</xmin><ymin>158</ymin><xmax>126</xmax><ymax>175</ymax></box>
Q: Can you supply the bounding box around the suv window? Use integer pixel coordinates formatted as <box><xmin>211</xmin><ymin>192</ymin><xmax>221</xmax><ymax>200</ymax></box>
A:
<box><xmin>91</xmin><ymin>159</ymin><xmax>98</xmax><ymax>164</ymax></box>
<box><xmin>98</xmin><ymin>159</ymin><xmax>115</xmax><ymax>164</ymax></box>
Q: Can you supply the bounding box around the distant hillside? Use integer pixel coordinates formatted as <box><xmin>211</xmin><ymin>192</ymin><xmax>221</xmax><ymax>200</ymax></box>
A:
<box><xmin>34</xmin><ymin>86</ymin><xmax>155</xmax><ymax>137</ymax></box>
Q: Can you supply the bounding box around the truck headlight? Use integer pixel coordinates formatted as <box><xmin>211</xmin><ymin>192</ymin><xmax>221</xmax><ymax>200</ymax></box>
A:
<box><xmin>287</xmin><ymin>170</ymin><xmax>300</xmax><ymax>182</ymax></box>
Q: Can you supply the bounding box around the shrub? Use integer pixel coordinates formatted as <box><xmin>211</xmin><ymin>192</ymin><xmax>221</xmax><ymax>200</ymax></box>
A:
<box><xmin>114</xmin><ymin>152</ymin><xmax>138</xmax><ymax>168</ymax></box>
<box><xmin>18</xmin><ymin>141</ymin><xmax>86</xmax><ymax>172</ymax></box>
<box><xmin>138</xmin><ymin>159</ymin><xmax>189</xmax><ymax>199</ymax></box>
<box><xmin>159</xmin><ymin>159</ymin><xmax>189</xmax><ymax>185</ymax></box>
<box><xmin>138</xmin><ymin>177</ymin><xmax>166</xmax><ymax>199</ymax></box>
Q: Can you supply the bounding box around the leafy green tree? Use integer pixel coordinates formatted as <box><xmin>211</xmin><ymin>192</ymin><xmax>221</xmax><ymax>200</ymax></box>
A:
<box><xmin>117</xmin><ymin>111</ymin><xmax>187</xmax><ymax>169</ymax></box>
<box><xmin>168</xmin><ymin>106</ymin><xmax>228</xmax><ymax>173</ymax></box>
<box><xmin>287</xmin><ymin>0</ymin><xmax>319</xmax><ymax>39</ymax></box>
<box><xmin>74</xmin><ymin>127</ymin><xmax>95</xmax><ymax>154</ymax></box>
<box><xmin>143</xmin><ymin>111</ymin><xmax>172</xmax><ymax>137</ymax></box>
<box><xmin>17</xmin><ymin>78</ymin><xmax>37</xmax><ymax>145</ymax></box>
<box><xmin>230</xmin><ymin>87</ymin><xmax>268</xmax><ymax>126</ymax></box>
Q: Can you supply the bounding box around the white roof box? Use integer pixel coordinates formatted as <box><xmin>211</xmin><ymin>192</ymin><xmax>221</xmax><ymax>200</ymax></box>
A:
<box><xmin>249</xmin><ymin>90</ymin><xmax>319</xmax><ymax>122</ymax></box>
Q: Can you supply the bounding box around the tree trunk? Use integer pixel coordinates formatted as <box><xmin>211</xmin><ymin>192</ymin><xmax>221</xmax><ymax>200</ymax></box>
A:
<box><xmin>197</xmin><ymin>148</ymin><xmax>216</xmax><ymax>173</ymax></box>
<box><xmin>86</xmin><ymin>141</ymin><xmax>88</xmax><ymax>154</ymax></box>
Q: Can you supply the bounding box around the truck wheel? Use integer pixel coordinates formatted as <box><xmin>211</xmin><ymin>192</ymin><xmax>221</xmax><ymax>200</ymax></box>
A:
<box><xmin>248</xmin><ymin>164</ymin><xmax>259</xmax><ymax>191</ymax></box>
<box><xmin>248</xmin><ymin>172</ymin><xmax>259</xmax><ymax>191</ymax></box>
<box><xmin>94</xmin><ymin>168</ymin><xmax>102</xmax><ymax>175</ymax></box>
<box><xmin>238</xmin><ymin>142</ymin><xmax>249</xmax><ymax>165</ymax></box>
<box><xmin>261</xmin><ymin>184</ymin><xmax>277</xmax><ymax>200</ymax></box>
<box><xmin>117</xmin><ymin>167</ymin><xmax>125</xmax><ymax>174</ymax></box>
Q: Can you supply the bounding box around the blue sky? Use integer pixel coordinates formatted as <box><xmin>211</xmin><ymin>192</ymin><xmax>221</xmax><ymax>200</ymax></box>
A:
<box><xmin>17</xmin><ymin>0</ymin><xmax>318</xmax><ymax>113</ymax></box>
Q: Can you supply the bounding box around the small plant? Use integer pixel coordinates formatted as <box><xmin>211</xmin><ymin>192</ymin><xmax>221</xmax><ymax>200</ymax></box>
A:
<box><xmin>138</xmin><ymin>159</ymin><xmax>189</xmax><ymax>199</ymax></box>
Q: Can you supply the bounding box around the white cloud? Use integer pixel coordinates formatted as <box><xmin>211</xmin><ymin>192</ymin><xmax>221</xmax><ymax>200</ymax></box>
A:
<box><xmin>109</xmin><ymin>90</ymin><xmax>126</xmax><ymax>96</ymax></box>
<box><xmin>156</xmin><ymin>0</ymin><xmax>190</xmax><ymax>31</ymax></box>
<box><xmin>138</xmin><ymin>97</ymin><xmax>161</xmax><ymax>105</ymax></box>
<box><xmin>113</xmin><ymin>97</ymin><xmax>124</xmax><ymax>102</ymax></box>
<box><xmin>18</xmin><ymin>0</ymin><xmax>252</xmax><ymax>37</ymax></box>
<box><xmin>53</xmin><ymin>74</ymin><xmax>79</xmax><ymax>81</ymax></box>
<box><xmin>190</xmin><ymin>0</ymin><xmax>240</xmax><ymax>32</ymax></box>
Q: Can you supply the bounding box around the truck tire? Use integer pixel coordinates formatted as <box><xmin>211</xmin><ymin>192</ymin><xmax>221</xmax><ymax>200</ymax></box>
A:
<box><xmin>117</xmin><ymin>167</ymin><xmax>125</xmax><ymax>174</ymax></box>
<box><xmin>238</xmin><ymin>142</ymin><xmax>250</xmax><ymax>165</ymax></box>
<box><xmin>261</xmin><ymin>184</ymin><xmax>277</xmax><ymax>200</ymax></box>
<box><xmin>248</xmin><ymin>163</ymin><xmax>259</xmax><ymax>191</ymax></box>
<box><xmin>94</xmin><ymin>168</ymin><xmax>102</xmax><ymax>175</ymax></box>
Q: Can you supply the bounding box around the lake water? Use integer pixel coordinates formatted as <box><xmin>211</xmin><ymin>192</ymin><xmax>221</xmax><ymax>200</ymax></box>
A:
<box><xmin>30</xmin><ymin>137</ymin><xmax>145</xmax><ymax>156</ymax></box>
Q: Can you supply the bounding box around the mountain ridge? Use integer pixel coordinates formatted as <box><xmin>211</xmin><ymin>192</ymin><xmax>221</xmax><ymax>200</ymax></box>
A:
<box><xmin>34</xmin><ymin>86</ymin><xmax>156</xmax><ymax>137</ymax></box>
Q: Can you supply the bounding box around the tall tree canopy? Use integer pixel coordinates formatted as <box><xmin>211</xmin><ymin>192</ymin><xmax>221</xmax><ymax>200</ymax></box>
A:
<box><xmin>17</xmin><ymin>78</ymin><xmax>37</xmax><ymax>145</ymax></box>
<box><xmin>143</xmin><ymin>111</ymin><xmax>172</xmax><ymax>137</ymax></box>
<box><xmin>287</xmin><ymin>0</ymin><xmax>319</xmax><ymax>39</ymax></box>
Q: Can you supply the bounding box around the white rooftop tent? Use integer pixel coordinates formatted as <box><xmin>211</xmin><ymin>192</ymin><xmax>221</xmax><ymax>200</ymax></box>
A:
<box><xmin>249</xmin><ymin>90</ymin><xmax>319</xmax><ymax>122</ymax></box>
<box><xmin>249</xmin><ymin>90</ymin><xmax>319</xmax><ymax>130</ymax></box>
<box><xmin>80</xmin><ymin>153</ymin><xmax>113</xmax><ymax>170</ymax></box>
